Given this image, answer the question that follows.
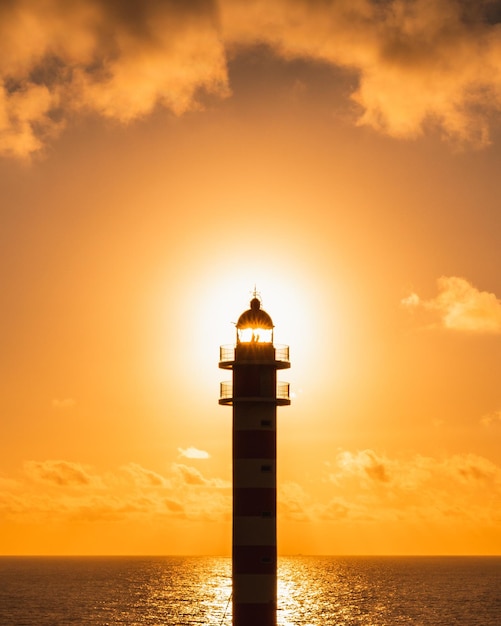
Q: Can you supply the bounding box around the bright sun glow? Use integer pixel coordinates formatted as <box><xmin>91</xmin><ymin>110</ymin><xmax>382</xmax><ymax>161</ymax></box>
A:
<box><xmin>237</xmin><ymin>327</ymin><xmax>273</xmax><ymax>343</ymax></box>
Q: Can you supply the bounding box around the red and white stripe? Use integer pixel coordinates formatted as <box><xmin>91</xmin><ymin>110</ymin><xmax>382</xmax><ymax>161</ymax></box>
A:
<box><xmin>233</xmin><ymin>401</ymin><xmax>277</xmax><ymax>626</ymax></box>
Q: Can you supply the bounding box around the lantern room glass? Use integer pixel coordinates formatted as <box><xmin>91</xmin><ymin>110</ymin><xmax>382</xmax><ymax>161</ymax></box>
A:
<box><xmin>237</xmin><ymin>326</ymin><xmax>273</xmax><ymax>343</ymax></box>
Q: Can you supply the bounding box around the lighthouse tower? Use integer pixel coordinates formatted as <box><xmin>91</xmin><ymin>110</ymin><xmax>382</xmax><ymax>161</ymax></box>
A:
<box><xmin>219</xmin><ymin>295</ymin><xmax>290</xmax><ymax>626</ymax></box>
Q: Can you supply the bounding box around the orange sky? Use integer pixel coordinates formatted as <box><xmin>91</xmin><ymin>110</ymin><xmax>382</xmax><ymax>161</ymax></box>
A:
<box><xmin>1</xmin><ymin>0</ymin><xmax>500</xmax><ymax>556</ymax></box>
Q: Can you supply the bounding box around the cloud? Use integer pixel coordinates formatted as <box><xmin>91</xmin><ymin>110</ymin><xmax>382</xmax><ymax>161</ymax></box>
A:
<box><xmin>2</xmin><ymin>459</ymin><xmax>230</xmax><ymax>523</ymax></box>
<box><xmin>172</xmin><ymin>462</ymin><xmax>229</xmax><ymax>488</ymax></box>
<box><xmin>278</xmin><ymin>481</ymin><xmax>312</xmax><ymax>521</ymax></box>
<box><xmin>3</xmin><ymin>451</ymin><xmax>500</xmax><ymax>531</ymax></box>
<box><xmin>440</xmin><ymin>452</ymin><xmax>500</xmax><ymax>485</ymax></box>
<box><xmin>178</xmin><ymin>446</ymin><xmax>210</xmax><ymax>459</ymax></box>
<box><xmin>0</xmin><ymin>0</ymin><xmax>229</xmax><ymax>158</ymax></box>
<box><xmin>24</xmin><ymin>459</ymin><xmax>96</xmax><ymax>486</ymax></box>
<box><xmin>221</xmin><ymin>0</ymin><xmax>501</xmax><ymax>146</ymax></box>
<box><xmin>3</xmin><ymin>0</ymin><xmax>501</xmax><ymax>157</ymax></box>
<box><xmin>321</xmin><ymin>448</ymin><xmax>501</xmax><ymax>523</ymax></box>
<box><xmin>173</xmin><ymin>462</ymin><xmax>209</xmax><ymax>486</ymax></box>
<box><xmin>331</xmin><ymin>448</ymin><xmax>501</xmax><ymax>489</ymax></box>
<box><xmin>330</xmin><ymin>449</ymin><xmax>395</xmax><ymax>487</ymax></box>
<box><xmin>481</xmin><ymin>410</ymin><xmax>501</xmax><ymax>427</ymax></box>
<box><xmin>52</xmin><ymin>397</ymin><xmax>76</xmax><ymax>409</ymax></box>
<box><xmin>279</xmin><ymin>449</ymin><xmax>501</xmax><ymax>525</ymax></box>
<box><xmin>121</xmin><ymin>462</ymin><xmax>169</xmax><ymax>487</ymax></box>
<box><xmin>165</xmin><ymin>498</ymin><xmax>185</xmax><ymax>514</ymax></box>
<box><xmin>401</xmin><ymin>276</ymin><xmax>501</xmax><ymax>332</ymax></box>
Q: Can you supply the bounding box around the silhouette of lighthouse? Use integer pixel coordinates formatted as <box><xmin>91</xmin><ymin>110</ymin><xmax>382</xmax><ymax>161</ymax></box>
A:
<box><xmin>219</xmin><ymin>293</ymin><xmax>290</xmax><ymax>626</ymax></box>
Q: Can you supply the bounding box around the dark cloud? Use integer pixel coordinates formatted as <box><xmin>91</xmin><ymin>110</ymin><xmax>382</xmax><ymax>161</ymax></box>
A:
<box><xmin>0</xmin><ymin>0</ymin><xmax>228</xmax><ymax>157</ymax></box>
<box><xmin>364</xmin><ymin>457</ymin><xmax>390</xmax><ymax>483</ymax></box>
<box><xmin>3</xmin><ymin>0</ymin><xmax>501</xmax><ymax>158</ymax></box>
<box><xmin>221</xmin><ymin>0</ymin><xmax>501</xmax><ymax>145</ymax></box>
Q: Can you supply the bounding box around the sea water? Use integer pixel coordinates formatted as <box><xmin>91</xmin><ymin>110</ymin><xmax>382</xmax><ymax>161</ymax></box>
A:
<box><xmin>0</xmin><ymin>556</ymin><xmax>499</xmax><ymax>625</ymax></box>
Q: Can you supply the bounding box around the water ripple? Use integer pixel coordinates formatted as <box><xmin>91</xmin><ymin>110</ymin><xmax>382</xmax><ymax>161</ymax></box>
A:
<box><xmin>0</xmin><ymin>556</ymin><xmax>499</xmax><ymax>625</ymax></box>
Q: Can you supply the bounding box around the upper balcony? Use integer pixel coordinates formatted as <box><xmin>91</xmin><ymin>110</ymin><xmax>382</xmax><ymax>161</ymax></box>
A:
<box><xmin>219</xmin><ymin>344</ymin><xmax>290</xmax><ymax>370</ymax></box>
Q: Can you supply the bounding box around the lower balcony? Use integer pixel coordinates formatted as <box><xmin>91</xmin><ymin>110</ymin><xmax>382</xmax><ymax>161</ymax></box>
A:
<box><xmin>219</xmin><ymin>381</ymin><xmax>291</xmax><ymax>406</ymax></box>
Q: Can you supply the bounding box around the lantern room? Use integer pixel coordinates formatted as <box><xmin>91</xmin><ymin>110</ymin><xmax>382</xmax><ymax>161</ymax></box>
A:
<box><xmin>236</xmin><ymin>296</ymin><xmax>274</xmax><ymax>344</ymax></box>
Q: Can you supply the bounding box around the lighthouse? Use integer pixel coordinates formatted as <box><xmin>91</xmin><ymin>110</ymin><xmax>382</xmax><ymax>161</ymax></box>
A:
<box><xmin>219</xmin><ymin>294</ymin><xmax>290</xmax><ymax>626</ymax></box>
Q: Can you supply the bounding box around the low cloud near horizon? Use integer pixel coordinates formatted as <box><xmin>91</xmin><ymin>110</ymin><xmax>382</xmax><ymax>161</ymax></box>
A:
<box><xmin>2</xmin><ymin>449</ymin><xmax>499</xmax><ymax>528</ymax></box>
<box><xmin>3</xmin><ymin>0</ymin><xmax>501</xmax><ymax>158</ymax></box>
<box><xmin>281</xmin><ymin>448</ymin><xmax>501</xmax><ymax>525</ymax></box>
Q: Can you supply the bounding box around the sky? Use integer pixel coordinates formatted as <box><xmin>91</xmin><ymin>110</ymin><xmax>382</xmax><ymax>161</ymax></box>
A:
<box><xmin>1</xmin><ymin>0</ymin><xmax>500</xmax><ymax>556</ymax></box>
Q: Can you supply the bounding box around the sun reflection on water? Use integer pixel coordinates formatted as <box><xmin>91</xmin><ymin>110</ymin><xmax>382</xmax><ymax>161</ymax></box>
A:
<box><xmin>140</xmin><ymin>556</ymin><xmax>501</xmax><ymax>625</ymax></box>
<box><xmin>198</xmin><ymin>556</ymin><xmax>407</xmax><ymax>625</ymax></box>
<box><xmin>196</xmin><ymin>557</ymin><xmax>232</xmax><ymax>624</ymax></box>
<box><xmin>278</xmin><ymin>558</ymin><xmax>318</xmax><ymax>626</ymax></box>
<box><xmin>276</xmin><ymin>556</ymin><xmax>398</xmax><ymax>626</ymax></box>
<box><xmin>0</xmin><ymin>556</ymin><xmax>498</xmax><ymax>625</ymax></box>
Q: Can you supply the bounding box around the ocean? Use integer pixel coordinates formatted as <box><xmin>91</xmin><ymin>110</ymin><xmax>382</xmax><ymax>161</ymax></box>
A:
<box><xmin>0</xmin><ymin>556</ymin><xmax>499</xmax><ymax>625</ymax></box>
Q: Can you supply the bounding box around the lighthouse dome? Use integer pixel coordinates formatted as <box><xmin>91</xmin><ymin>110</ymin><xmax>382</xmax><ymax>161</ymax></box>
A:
<box><xmin>236</xmin><ymin>297</ymin><xmax>274</xmax><ymax>329</ymax></box>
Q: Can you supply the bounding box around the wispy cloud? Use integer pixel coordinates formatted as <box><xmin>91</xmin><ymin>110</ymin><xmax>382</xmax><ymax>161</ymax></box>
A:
<box><xmin>481</xmin><ymin>410</ymin><xmax>501</xmax><ymax>428</ymax></box>
<box><xmin>320</xmin><ymin>448</ymin><xmax>501</xmax><ymax>523</ymax></box>
<box><xmin>121</xmin><ymin>462</ymin><xmax>169</xmax><ymax>488</ymax></box>
<box><xmin>275</xmin><ymin>449</ymin><xmax>501</xmax><ymax>525</ymax></box>
<box><xmin>173</xmin><ymin>463</ymin><xmax>210</xmax><ymax>486</ymax></box>
<box><xmin>52</xmin><ymin>398</ymin><xmax>76</xmax><ymax>410</ymax></box>
<box><xmin>329</xmin><ymin>448</ymin><xmax>501</xmax><ymax>489</ymax></box>
<box><xmin>3</xmin><ymin>451</ymin><xmax>500</xmax><ymax>531</ymax></box>
<box><xmin>278</xmin><ymin>481</ymin><xmax>312</xmax><ymax>522</ymax></box>
<box><xmin>2</xmin><ymin>459</ymin><xmax>230</xmax><ymax>524</ymax></box>
<box><xmin>401</xmin><ymin>276</ymin><xmax>501</xmax><ymax>333</ymax></box>
<box><xmin>165</xmin><ymin>498</ymin><xmax>185</xmax><ymax>515</ymax></box>
<box><xmin>172</xmin><ymin>463</ymin><xmax>229</xmax><ymax>489</ymax></box>
<box><xmin>24</xmin><ymin>459</ymin><xmax>98</xmax><ymax>487</ymax></box>
<box><xmin>3</xmin><ymin>1</ymin><xmax>501</xmax><ymax>157</ymax></box>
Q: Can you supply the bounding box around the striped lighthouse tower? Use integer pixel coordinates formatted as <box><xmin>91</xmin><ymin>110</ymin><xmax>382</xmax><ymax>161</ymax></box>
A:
<box><xmin>219</xmin><ymin>295</ymin><xmax>290</xmax><ymax>626</ymax></box>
